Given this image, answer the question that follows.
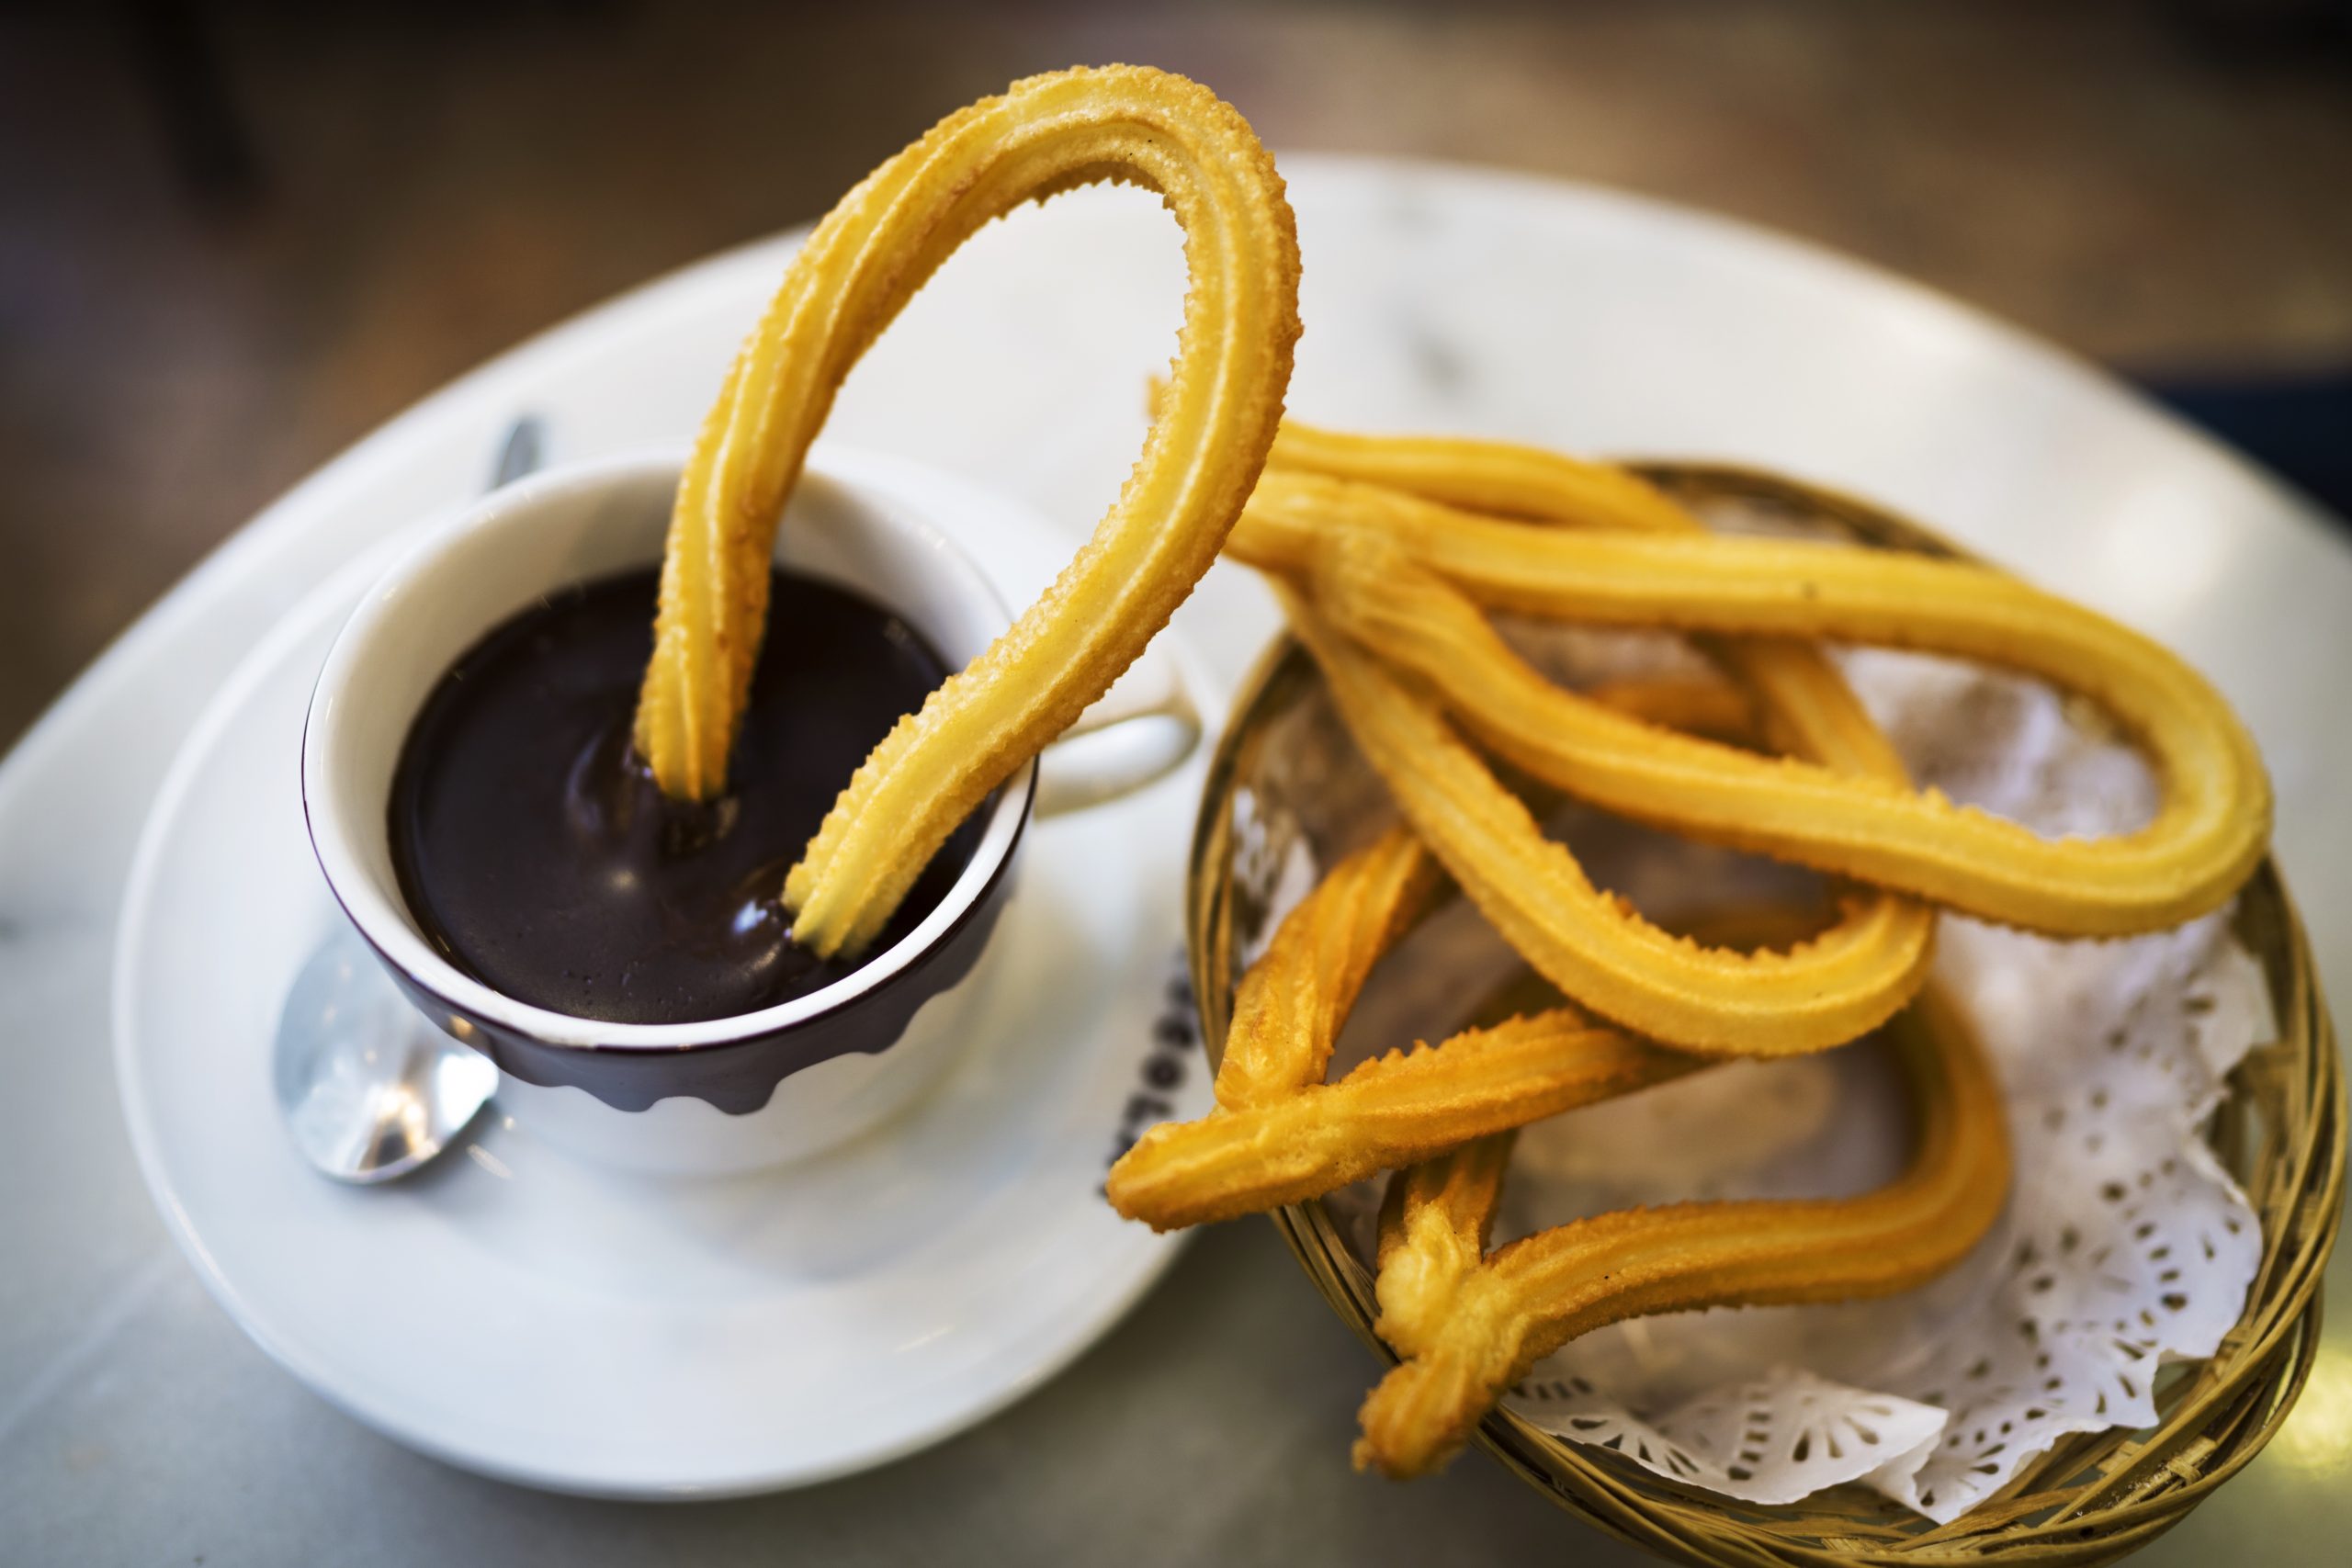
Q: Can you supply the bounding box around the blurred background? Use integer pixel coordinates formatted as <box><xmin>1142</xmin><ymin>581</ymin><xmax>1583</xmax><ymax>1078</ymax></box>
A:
<box><xmin>3</xmin><ymin>0</ymin><xmax>2349</xmax><ymax>752</ymax></box>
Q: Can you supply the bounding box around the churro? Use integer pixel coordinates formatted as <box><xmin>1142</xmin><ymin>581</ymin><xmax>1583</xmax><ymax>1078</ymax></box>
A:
<box><xmin>1266</xmin><ymin>418</ymin><xmax>1694</xmax><ymax>535</ymax></box>
<box><xmin>1111</xmin><ymin>893</ymin><xmax>1834</xmax><ymax>1233</ymax></box>
<box><xmin>1215</xmin><ymin>827</ymin><xmax>1440</xmax><ymax>1112</ymax></box>
<box><xmin>1284</xmin><ymin>578</ymin><xmax>1937</xmax><ymax>1056</ymax></box>
<box><xmin>1373</xmin><ymin>1133</ymin><xmax>1515</xmax><ymax>1359</ymax></box>
<box><xmin>1235</xmin><ymin>469</ymin><xmax>2269</xmax><ymax>934</ymax></box>
<box><xmin>636</xmin><ymin>66</ymin><xmax>1302</xmax><ymax>956</ymax></box>
<box><xmin>1356</xmin><ymin>984</ymin><xmax>2010</xmax><ymax>1477</ymax></box>
<box><xmin>1109</xmin><ymin>1002</ymin><xmax>1701</xmax><ymax>1230</ymax></box>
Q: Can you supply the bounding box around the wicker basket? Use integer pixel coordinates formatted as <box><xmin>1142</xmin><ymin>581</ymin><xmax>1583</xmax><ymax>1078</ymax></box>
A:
<box><xmin>1184</xmin><ymin>464</ymin><xmax>2345</xmax><ymax>1567</ymax></box>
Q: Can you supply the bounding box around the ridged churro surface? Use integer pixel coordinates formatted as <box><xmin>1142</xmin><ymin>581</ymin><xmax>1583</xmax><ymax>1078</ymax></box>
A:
<box><xmin>637</xmin><ymin>66</ymin><xmax>1302</xmax><ymax>955</ymax></box>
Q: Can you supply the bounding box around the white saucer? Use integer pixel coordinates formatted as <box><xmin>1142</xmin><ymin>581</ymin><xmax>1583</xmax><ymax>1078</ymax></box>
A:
<box><xmin>110</xmin><ymin>472</ymin><xmax>1216</xmax><ymax>1500</ymax></box>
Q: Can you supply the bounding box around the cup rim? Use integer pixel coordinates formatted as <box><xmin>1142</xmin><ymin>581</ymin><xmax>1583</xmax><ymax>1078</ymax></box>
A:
<box><xmin>300</xmin><ymin>447</ymin><xmax>1035</xmax><ymax>1055</ymax></box>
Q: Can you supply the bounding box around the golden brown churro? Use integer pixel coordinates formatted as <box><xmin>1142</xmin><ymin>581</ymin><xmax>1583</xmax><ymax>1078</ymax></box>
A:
<box><xmin>1283</xmin><ymin>579</ymin><xmax>1937</xmax><ymax>1056</ymax></box>
<box><xmin>1235</xmin><ymin>468</ymin><xmax>2269</xmax><ymax>935</ymax></box>
<box><xmin>636</xmin><ymin>66</ymin><xmax>1301</xmax><ymax>956</ymax></box>
<box><xmin>1215</xmin><ymin>827</ymin><xmax>1441</xmax><ymax>1112</ymax></box>
<box><xmin>1266</xmin><ymin>419</ymin><xmax>1696</xmax><ymax>535</ymax></box>
<box><xmin>1373</xmin><ymin>1134</ymin><xmax>1516</xmax><ymax>1359</ymax></box>
<box><xmin>1356</xmin><ymin>984</ymin><xmax>2010</xmax><ymax>1477</ymax></box>
<box><xmin>1108</xmin><ymin>1003</ymin><xmax>1702</xmax><ymax>1230</ymax></box>
<box><xmin>1111</xmin><ymin>897</ymin><xmax>1834</xmax><ymax>1234</ymax></box>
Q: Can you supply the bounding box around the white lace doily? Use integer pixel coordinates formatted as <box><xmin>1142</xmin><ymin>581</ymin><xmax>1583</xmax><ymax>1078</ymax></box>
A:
<box><xmin>1249</xmin><ymin>643</ymin><xmax>2270</xmax><ymax>1524</ymax></box>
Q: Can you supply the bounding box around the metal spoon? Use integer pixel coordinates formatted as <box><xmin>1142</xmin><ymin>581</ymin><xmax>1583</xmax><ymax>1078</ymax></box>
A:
<box><xmin>274</xmin><ymin>928</ymin><xmax>498</xmax><ymax>1183</ymax></box>
<box><xmin>273</xmin><ymin>415</ymin><xmax>545</xmax><ymax>1181</ymax></box>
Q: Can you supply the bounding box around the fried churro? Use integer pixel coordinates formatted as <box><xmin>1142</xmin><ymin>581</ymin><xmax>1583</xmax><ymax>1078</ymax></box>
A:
<box><xmin>1266</xmin><ymin>418</ymin><xmax>1696</xmax><ymax>535</ymax></box>
<box><xmin>1215</xmin><ymin>827</ymin><xmax>1441</xmax><ymax>1112</ymax></box>
<box><xmin>1373</xmin><ymin>1133</ymin><xmax>1516</xmax><ymax>1359</ymax></box>
<box><xmin>1283</xmin><ymin>579</ymin><xmax>1937</xmax><ymax>1056</ymax></box>
<box><xmin>1356</xmin><ymin>984</ymin><xmax>2010</xmax><ymax>1477</ymax></box>
<box><xmin>636</xmin><ymin>65</ymin><xmax>1302</xmax><ymax>956</ymax></box>
<box><xmin>1235</xmin><ymin>469</ymin><xmax>2269</xmax><ymax>935</ymax></box>
<box><xmin>1109</xmin><ymin>1003</ymin><xmax>1701</xmax><ymax>1230</ymax></box>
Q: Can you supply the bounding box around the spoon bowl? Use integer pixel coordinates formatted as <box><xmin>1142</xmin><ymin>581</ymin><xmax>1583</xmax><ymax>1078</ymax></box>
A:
<box><xmin>273</xmin><ymin>929</ymin><xmax>496</xmax><ymax>1183</ymax></box>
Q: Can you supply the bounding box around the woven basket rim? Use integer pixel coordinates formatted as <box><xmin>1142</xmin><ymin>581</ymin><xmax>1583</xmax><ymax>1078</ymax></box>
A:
<box><xmin>1183</xmin><ymin>461</ymin><xmax>2347</xmax><ymax>1568</ymax></box>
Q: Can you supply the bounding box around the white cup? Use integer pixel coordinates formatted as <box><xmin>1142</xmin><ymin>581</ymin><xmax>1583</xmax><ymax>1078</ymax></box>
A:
<box><xmin>302</xmin><ymin>447</ymin><xmax>1197</xmax><ymax>1175</ymax></box>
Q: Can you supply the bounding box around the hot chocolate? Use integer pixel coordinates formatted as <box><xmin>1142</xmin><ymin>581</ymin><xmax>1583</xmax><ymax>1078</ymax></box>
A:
<box><xmin>387</xmin><ymin>566</ymin><xmax>978</xmax><ymax>1025</ymax></box>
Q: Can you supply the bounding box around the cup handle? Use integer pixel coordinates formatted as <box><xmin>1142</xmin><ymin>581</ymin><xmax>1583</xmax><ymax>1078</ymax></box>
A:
<box><xmin>1033</xmin><ymin>647</ymin><xmax>1204</xmax><ymax>818</ymax></box>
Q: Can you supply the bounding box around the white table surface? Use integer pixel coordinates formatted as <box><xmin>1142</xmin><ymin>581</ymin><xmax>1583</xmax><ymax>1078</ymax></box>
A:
<box><xmin>5</xmin><ymin>155</ymin><xmax>2346</xmax><ymax>1564</ymax></box>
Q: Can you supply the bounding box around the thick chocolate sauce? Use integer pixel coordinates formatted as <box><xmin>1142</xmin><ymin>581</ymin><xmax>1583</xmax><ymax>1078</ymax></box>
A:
<box><xmin>388</xmin><ymin>568</ymin><xmax>979</xmax><ymax>1025</ymax></box>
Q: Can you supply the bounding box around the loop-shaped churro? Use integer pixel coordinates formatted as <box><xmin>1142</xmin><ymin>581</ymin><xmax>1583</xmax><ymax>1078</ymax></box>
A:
<box><xmin>1356</xmin><ymin>984</ymin><xmax>2011</xmax><ymax>1478</ymax></box>
<box><xmin>1283</xmin><ymin>577</ymin><xmax>1938</xmax><ymax>1056</ymax></box>
<box><xmin>636</xmin><ymin>65</ymin><xmax>1302</xmax><ymax>956</ymax></box>
<box><xmin>1234</xmin><ymin>469</ymin><xmax>2270</xmax><ymax>935</ymax></box>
